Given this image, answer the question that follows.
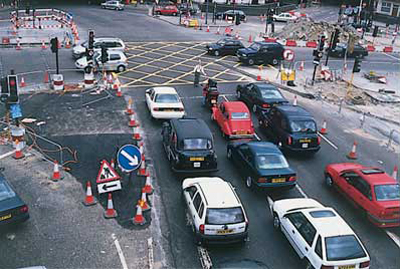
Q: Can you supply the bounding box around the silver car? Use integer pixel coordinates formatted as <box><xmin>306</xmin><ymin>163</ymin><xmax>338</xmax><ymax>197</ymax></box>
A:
<box><xmin>72</xmin><ymin>37</ymin><xmax>125</xmax><ymax>59</ymax></box>
<box><xmin>75</xmin><ymin>51</ymin><xmax>128</xmax><ymax>73</ymax></box>
<box><xmin>101</xmin><ymin>1</ymin><xmax>124</xmax><ymax>10</ymax></box>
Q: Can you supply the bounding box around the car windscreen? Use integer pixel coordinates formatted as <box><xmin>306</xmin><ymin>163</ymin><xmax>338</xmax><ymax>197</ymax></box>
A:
<box><xmin>0</xmin><ymin>181</ymin><xmax>16</xmax><ymax>202</ymax></box>
<box><xmin>374</xmin><ymin>184</ymin><xmax>400</xmax><ymax>201</ymax></box>
<box><xmin>231</xmin><ymin>112</ymin><xmax>249</xmax><ymax>120</ymax></box>
<box><xmin>325</xmin><ymin>235</ymin><xmax>367</xmax><ymax>261</ymax></box>
<box><xmin>259</xmin><ymin>88</ymin><xmax>283</xmax><ymax>99</ymax></box>
<box><xmin>216</xmin><ymin>40</ymin><xmax>226</xmax><ymax>45</ymax></box>
<box><xmin>182</xmin><ymin>138</ymin><xmax>211</xmax><ymax>150</ymax></box>
<box><xmin>290</xmin><ymin>120</ymin><xmax>316</xmax><ymax>133</ymax></box>
<box><xmin>206</xmin><ymin>207</ymin><xmax>245</xmax><ymax>225</ymax></box>
<box><xmin>249</xmin><ymin>43</ymin><xmax>261</xmax><ymax>51</ymax></box>
<box><xmin>155</xmin><ymin>94</ymin><xmax>180</xmax><ymax>103</ymax></box>
<box><xmin>256</xmin><ymin>154</ymin><xmax>289</xmax><ymax>169</ymax></box>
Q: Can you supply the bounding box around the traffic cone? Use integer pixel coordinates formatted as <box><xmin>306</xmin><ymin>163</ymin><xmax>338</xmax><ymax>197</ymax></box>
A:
<box><xmin>110</xmin><ymin>158</ymin><xmax>115</xmax><ymax>169</ymax></box>
<box><xmin>125</xmin><ymin>98</ymin><xmax>133</xmax><ymax>115</ymax></box>
<box><xmin>41</xmin><ymin>40</ymin><xmax>47</xmax><ymax>49</ymax></box>
<box><xmin>257</xmin><ymin>65</ymin><xmax>262</xmax><ymax>81</ymax></box>
<box><xmin>139</xmin><ymin>142</ymin><xmax>145</xmax><ymax>161</ymax></box>
<box><xmin>248</xmin><ymin>35</ymin><xmax>252</xmax><ymax>43</ymax></box>
<box><xmin>44</xmin><ymin>71</ymin><xmax>49</xmax><ymax>83</ymax></box>
<box><xmin>116</xmin><ymin>84</ymin><xmax>122</xmax><ymax>97</ymax></box>
<box><xmin>133</xmin><ymin>126</ymin><xmax>142</xmax><ymax>141</ymax></box>
<box><xmin>133</xmin><ymin>205</ymin><xmax>146</xmax><ymax>225</ymax></box>
<box><xmin>16</xmin><ymin>39</ymin><xmax>21</xmax><ymax>50</ymax></box>
<box><xmin>293</xmin><ymin>95</ymin><xmax>298</xmax><ymax>106</ymax></box>
<box><xmin>13</xmin><ymin>140</ymin><xmax>24</xmax><ymax>159</ymax></box>
<box><xmin>347</xmin><ymin>141</ymin><xmax>358</xmax><ymax>159</ymax></box>
<box><xmin>299</xmin><ymin>61</ymin><xmax>304</xmax><ymax>71</ymax></box>
<box><xmin>392</xmin><ymin>166</ymin><xmax>398</xmax><ymax>180</ymax></box>
<box><xmin>206</xmin><ymin>26</ymin><xmax>210</xmax><ymax>32</ymax></box>
<box><xmin>102</xmin><ymin>71</ymin><xmax>107</xmax><ymax>82</ymax></box>
<box><xmin>19</xmin><ymin>77</ymin><xmax>26</xmax><ymax>87</ymax></box>
<box><xmin>143</xmin><ymin>175</ymin><xmax>154</xmax><ymax>195</ymax></box>
<box><xmin>51</xmin><ymin>160</ymin><xmax>62</xmax><ymax>181</ymax></box>
<box><xmin>137</xmin><ymin>188</ymin><xmax>150</xmax><ymax>211</ymax></box>
<box><xmin>65</xmin><ymin>37</ymin><xmax>71</xmax><ymax>49</ymax></box>
<box><xmin>104</xmin><ymin>193</ymin><xmax>118</xmax><ymax>219</ymax></box>
<box><xmin>107</xmin><ymin>73</ymin><xmax>113</xmax><ymax>84</ymax></box>
<box><xmin>138</xmin><ymin>159</ymin><xmax>147</xmax><ymax>176</ymax></box>
<box><xmin>83</xmin><ymin>181</ymin><xmax>97</xmax><ymax>206</ymax></box>
<box><xmin>235</xmin><ymin>31</ymin><xmax>239</xmax><ymax>40</ymax></box>
<box><xmin>128</xmin><ymin>113</ymin><xmax>138</xmax><ymax>127</ymax></box>
<box><xmin>215</xmin><ymin>26</ymin><xmax>220</xmax><ymax>35</ymax></box>
<box><xmin>320</xmin><ymin>120</ymin><xmax>327</xmax><ymax>134</ymax></box>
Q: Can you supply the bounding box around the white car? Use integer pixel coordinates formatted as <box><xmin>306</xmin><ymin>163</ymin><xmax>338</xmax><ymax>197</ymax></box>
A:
<box><xmin>145</xmin><ymin>87</ymin><xmax>185</xmax><ymax>119</ymax></box>
<box><xmin>72</xmin><ymin>37</ymin><xmax>125</xmax><ymax>59</ymax></box>
<box><xmin>271</xmin><ymin>198</ymin><xmax>370</xmax><ymax>269</ymax></box>
<box><xmin>182</xmin><ymin>177</ymin><xmax>249</xmax><ymax>245</ymax></box>
<box><xmin>75</xmin><ymin>51</ymin><xmax>127</xmax><ymax>72</ymax></box>
<box><xmin>101</xmin><ymin>1</ymin><xmax>124</xmax><ymax>10</ymax></box>
<box><xmin>273</xmin><ymin>12</ymin><xmax>298</xmax><ymax>22</ymax></box>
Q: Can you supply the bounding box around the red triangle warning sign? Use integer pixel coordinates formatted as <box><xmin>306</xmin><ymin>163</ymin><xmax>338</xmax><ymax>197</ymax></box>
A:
<box><xmin>96</xmin><ymin>160</ymin><xmax>121</xmax><ymax>183</ymax></box>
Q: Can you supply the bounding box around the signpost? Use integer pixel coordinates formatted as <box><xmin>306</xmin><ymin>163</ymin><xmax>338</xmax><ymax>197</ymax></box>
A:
<box><xmin>96</xmin><ymin>160</ymin><xmax>121</xmax><ymax>194</ymax></box>
<box><xmin>117</xmin><ymin>144</ymin><xmax>142</xmax><ymax>172</ymax></box>
<box><xmin>283</xmin><ymin>49</ymin><xmax>295</xmax><ymax>61</ymax></box>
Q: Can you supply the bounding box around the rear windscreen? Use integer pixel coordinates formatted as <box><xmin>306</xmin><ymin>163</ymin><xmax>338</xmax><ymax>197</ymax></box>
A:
<box><xmin>206</xmin><ymin>207</ymin><xmax>245</xmax><ymax>225</ymax></box>
<box><xmin>290</xmin><ymin>120</ymin><xmax>316</xmax><ymax>133</ymax></box>
<box><xmin>0</xmin><ymin>181</ymin><xmax>16</xmax><ymax>202</ymax></box>
<box><xmin>326</xmin><ymin>235</ymin><xmax>366</xmax><ymax>261</ymax></box>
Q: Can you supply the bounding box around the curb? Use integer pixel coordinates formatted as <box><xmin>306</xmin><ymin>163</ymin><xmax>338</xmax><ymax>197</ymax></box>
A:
<box><xmin>152</xmin><ymin>15</ymin><xmax>232</xmax><ymax>28</ymax></box>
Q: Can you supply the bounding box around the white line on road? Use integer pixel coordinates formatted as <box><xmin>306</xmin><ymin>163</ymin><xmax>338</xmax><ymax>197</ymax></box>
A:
<box><xmin>295</xmin><ymin>184</ymin><xmax>308</xmax><ymax>198</ymax></box>
<box><xmin>382</xmin><ymin>52</ymin><xmax>400</xmax><ymax>61</ymax></box>
<box><xmin>386</xmin><ymin>231</ymin><xmax>400</xmax><ymax>248</ymax></box>
<box><xmin>254</xmin><ymin>133</ymin><xmax>261</xmax><ymax>141</ymax></box>
<box><xmin>0</xmin><ymin>150</ymin><xmax>16</xmax><ymax>160</ymax></box>
<box><xmin>318</xmin><ymin>132</ymin><xmax>338</xmax><ymax>150</ymax></box>
<box><xmin>147</xmin><ymin>237</ymin><xmax>154</xmax><ymax>269</ymax></box>
<box><xmin>112</xmin><ymin>233</ymin><xmax>128</xmax><ymax>269</ymax></box>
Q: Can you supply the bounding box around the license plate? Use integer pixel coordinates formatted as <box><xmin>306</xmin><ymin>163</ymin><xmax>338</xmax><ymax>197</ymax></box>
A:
<box><xmin>272</xmin><ymin>178</ymin><xmax>286</xmax><ymax>183</ymax></box>
<box><xmin>0</xmin><ymin>214</ymin><xmax>12</xmax><ymax>221</ymax></box>
<box><xmin>302</xmin><ymin>143</ymin><xmax>309</xmax><ymax>148</ymax></box>
<box><xmin>237</xmin><ymin>131</ymin><xmax>247</xmax><ymax>135</ymax></box>
<box><xmin>211</xmin><ymin>99</ymin><xmax>216</xmax><ymax>104</ymax></box>
<box><xmin>164</xmin><ymin>109</ymin><xmax>174</xmax><ymax>112</ymax></box>
<box><xmin>299</xmin><ymin>139</ymin><xmax>311</xmax><ymax>143</ymax></box>
<box><xmin>190</xmin><ymin>157</ymin><xmax>204</xmax><ymax>161</ymax></box>
<box><xmin>193</xmin><ymin>162</ymin><xmax>201</xmax><ymax>168</ymax></box>
<box><xmin>339</xmin><ymin>266</ymin><xmax>355</xmax><ymax>269</ymax></box>
<box><xmin>217</xmin><ymin>229</ymin><xmax>233</xmax><ymax>234</ymax></box>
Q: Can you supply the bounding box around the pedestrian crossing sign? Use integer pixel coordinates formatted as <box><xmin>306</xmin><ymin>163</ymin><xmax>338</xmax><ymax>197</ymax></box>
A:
<box><xmin>96</xmin><ymin>160</ymin><xmax>120</xmax><ymax>183</ymax></box>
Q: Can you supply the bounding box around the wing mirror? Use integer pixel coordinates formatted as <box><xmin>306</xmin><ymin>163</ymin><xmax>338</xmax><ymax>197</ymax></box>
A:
<box><xmin>145</xmin><ymin>88</ymin><xmax>151</xmax><ymax>94</ymax></box>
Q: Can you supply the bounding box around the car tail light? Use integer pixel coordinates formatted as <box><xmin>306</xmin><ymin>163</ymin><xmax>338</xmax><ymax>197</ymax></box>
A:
<box><xmin>199</xmin><ymin>224</ymin><xmax>205</xmax><ymax>234</ymax></box>
<box><xmin>320</xmin><ymin>266</ymin><xmax>334</xmax><ymax>269</ymax></box>
<box><xmin>360</xmin><ymin>261</ymin><xmax>370</xmax><ymax>268</ymax></box>
<box><xmin>245</xmin><ymin>221</ymin><xmax>249</xmax><ymax>231</ymax></box>
<box><xmin>262</xmin><ymin>104</ymin><xmax>270</xmax><ymax>108</ymax></box>
<box><xmin>288</xmin><ymin>176</ymin><xmax>296</xmax><ymax>182</ymax></box>
<box><xmin>317</xmin><ymin>135</ymin><xmax>321</xmax><ymax>145</ymax></box>
<box><xmin>20</xmin><ymin>205</ymin><xmax>28</xmax><ymax>213</ymax></box>
<box><xmin>178</xmin><ymin>108</ymin><xmax>184</xmax><ymax>111</ymax></box>
<box><xmin>153</xmin><ymin>107</ymin><xmax>160</xmax><ymax>111</ymax></box>
<box><xmin>287</xmin><ymin>136</ymin><xmax>292</xmax><ymax>145</ymax></box>
<box><xmin>258</xmin><ymin>177</ymin><xmax>267</xmax><ymax>183</ymax></box>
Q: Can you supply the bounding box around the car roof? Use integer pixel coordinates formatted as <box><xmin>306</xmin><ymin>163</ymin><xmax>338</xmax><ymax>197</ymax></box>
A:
<box><xmin>94</xmin><ymin>37</ymin><xmax>123</xmax><ymax>42</ymax></box>
<box><xmin>276</xmin><ymin>105</ymin><xmax>314</xmax><ymax>119</ymax></box>
<box><xmin>223</xmin><ymin>101</ymin><xmax>249</xmax><ymax>112</ymax></box>
<box><xmin>171</xmin><ymin>118</ymin><xmax>213</xmax><ymax>140</ymax></box>
<box><xmin>254</xmin><ymin>41</ymin><xmax>282</xmax><ymax>47</ymax></box>
<box><xmin>197</xmin><ymin>179</ymin><xmax>241</xmax><ymax>208</ymax></box>
<box><xmin>246</xmin><ymin>141</ymin><xmax>281</xmax><ymax>154</ymax></box>
<box><xmin>152</xmin><ymin>87</ymin><xmax>177</xmax><ymax>94</ymax></box>
<box><xmin>252</xmin><ymin>83</ymin><xmax>278</xmax><ymax>90</ymax></box>
<box><xmin>356</xmin><ymin>167</ymin><xmax>396</xmax><ymax>185</ymax></box>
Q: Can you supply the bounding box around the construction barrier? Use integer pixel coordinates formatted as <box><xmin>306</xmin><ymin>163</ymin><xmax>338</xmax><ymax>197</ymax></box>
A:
<box><xmin>285</xmin><ymin>40</ymin><xmax>297</xmax><ymax>46</ymax></box>
<box><xmin>306</xmin><ymin>41</ymin><xmax>317</xmax><ymax>48</ymax></box>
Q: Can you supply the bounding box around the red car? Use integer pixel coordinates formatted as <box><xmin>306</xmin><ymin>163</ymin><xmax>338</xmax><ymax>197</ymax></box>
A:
<box><xmin>211</xmin><ymin>101</ymin><xmax>255</xmax><ymax>139</ymax></box>
<box><xmin>325</xmin><ymin>163</ymin><xmax>400</xmax><ymax>228</ymax></box>
<box><xmin>155</xmin><ymin>5</ymin><xmax>178</xmax><ymax>16</ymax></box>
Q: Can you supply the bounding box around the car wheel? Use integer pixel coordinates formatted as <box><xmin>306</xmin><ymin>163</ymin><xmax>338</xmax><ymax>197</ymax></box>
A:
<box><xmin>273</xmin><ymin>213</ymin><xmax>280</xmax><ymax>230</ymax></box>
<box><xmin>156</xmin><ymin>11</ymin><xmax>161</xmax><ymax>15</ymax></box>
<box><xmin>227</xmin><ymin>148</ymin><xmax>232</xmax><ymax>159</ymax></box>
<box><xmin>214</xmin><ymin>50</ymin><xmax>220</xmax><ymax>56</ymax></box>
<box><xmin>325</xmin><ymin>174</ymin><xmax>334</xmax><ymax>187</ymax></box>
<box><xmin>117</xmin><ymin>65</ymin><xmax>126</xmax><ymax>72</ymax></box>
<box><xmin>248</xmin><ymin>59</ymin><xmax>255</xmax><ymax>65</ymax></box>
<box><xmin>252</xmin><ymin>104</ymin><xmax>258</xmax><ymax>113</ymax></box>
<box><xmin>246</xmin><ymin>176</ymin><xmax>253</xmax><ymax>189</ymax></box>
<box><xmin>272</xmin><ymin>58</ymin><xmax>279</xmax><ymax>65</ymax></box>
<box><xmin>237</xmin><ymin>90</ymin><xmax>241</xmax><ymax>100</ymax></box>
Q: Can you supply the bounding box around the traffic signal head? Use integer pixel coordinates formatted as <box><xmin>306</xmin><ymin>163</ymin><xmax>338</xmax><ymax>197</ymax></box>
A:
<box><xmin>25</xmin><ymin>7</ymin><xmax>30</xmax><ymax>15</ymax></box>
<box><xmin>353</xmin><ymin>57</ymin><xmax>362</xmax><ymax>73</ymax></box>
<box><xmin>319</xmin><ymin>35</ymin><xmax>326</xmax><ymax>51</ymax></box>
<box><xmin>235</xmin><ymin>13</ymin><xmax>240</xmax><ymax>25</ymax></box>
<box><xmin>88</xmin><ymin>30</ymin><xmax>95</xmax><ymax>49</ymax></box>
<box><xmin>313</xmin><ymin>49</ymin><xmax>323</xmax><ymax>58</ymax></box>
<box><xmin>7</xmin><ymin>75</ymin><xmax>19</xmax><ymax>103</ymax></box>
<box><xmin>101</xmin><ymin>46</ymin><xmax>108</xmax><ymax>63</ymax></box>
<box><xmin>50</xmin><ymin>37</ymin><xmax>58</xmax><ymax>53</ymax></box>
<box><xmin>332</xmin><ymin>28</ymin><xmax>340</xmax><ymax>50</ymax></box>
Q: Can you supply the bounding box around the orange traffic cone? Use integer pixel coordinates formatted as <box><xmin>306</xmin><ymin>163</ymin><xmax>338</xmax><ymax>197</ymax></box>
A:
<box><xmin>257</xmin><ymin>65</ymin><xmax>262</xmax><ymax>81</ymax></box>
<box><xmin>235</xmin><ymin>31</ymin><xmax>239</xmax><ymax>40</ymax></box>
<box><xmin>13</xmin><ymin>140</ymin><xmax>25</xmax><ymax>159</ymax></box>
<box><xmin>299</xmin><ymin>61</ymin><xmax>304</xmax><ymax>71</ymax></box>
<box><xmin>51</xmin><ymin>160</ymin><xmax>62</xmax><ymax>181</ymax></box>
<box><xmin>16</xmin><ymin>39</ymin><xmax>21</xmax><ymax>50</ymax></box>
<box><xmin>102</xmin><ymin>71</ymin><xmax>107</xmax><ymax>82</ymax></box>
<box><xmin>137</xmin><ymin>188</ymin><xmax>150</xmax><ymax>211</ymax></box>
<box><xmin>128</xmin><ymin>113</ymin><xmax>138</xmax><ymax>127</ymax></box>
<box><xmin>392</xmin><ymin>166</ymin><xmax>398</xmax><ymax>180</ymax></box>
<box><xmin>65</xmin><ymin>37</ymin><xmax>71</xmax><ymax>49</ymax></box>
<box><xmin>133</xmin><ymin>126</ymin><xmax>142</xmax><ymax>141</ymax></box>
<box><xmin>138</xmin><ymin>159</ymin><xmax>147</xmax><ymax>176</ymax></box>
<box><xmin>320</xmin><ymin>120</ymin><xmax>327</xmax><ymax>134</ymax></box>
<box><xmin>83</xmin><ymin>181</ymin><xmax>97</xmax><ymax>206</ymax></box>
<box><xmin>143</xmin><ymin>175</ymin><xmax>154</xmax><ymax>195</ymax></box>
<box><xmin>110</xmin><ymin>158</ymin><xmax>115</xmax><ymax>169</ymax></box>
<box><xmin>41</xmin><ymin>40</ymin><xmax>47</xmax><ymax>49</ymax></box>
<box><xmin>133</xmin><ymin>205</ymin><xmax>146</xmax><ymax>225</ymax></box>
<box><xmin>107</xmin><ymin>73</ymin><xmax>113</xmax><ymax>84</ymax></box>
<box><xmin>104</xmin><ymin>193</ymin><xmax>118</xmax><ymax>219</ymax></box>
<box><xmin>347</xmin><ymin>141</ymin><xmax>358</xmax><ymax>159</ymax></box>
<box><xmin>215</xmin><ymin>26</ymin><xmax>220</xmax><ymax>35</ymax></box>
<box><xmin>126</xmin><ymin>98</ymin><xmax>133</xmax><ymax>115</ymax></box>
<box><xmin>248</xmin><ymin>35</ymin><xmax>252</xmax><ymax>43</ymax></box>
<box><xmin>20</xmin><ymin>77</ymin><xmax>26</xmax><ymax>87</ymax></box>
<box><xmin>293</xmin><ymin>95</ymin><xmax>298</xmax><ymax>106</ymax></box>
<box><xmin>139</xmin><ymin>142</ymin><xmax>145</xmax><ymax>161</ymax></box>
<box><xmin>44</xmin><ymin>71</ymin><xmax>49</xmax><ymax>83</ymax></box>
<box><xmin>206</xmin><ymin>26</ymin><xmax>210</xmax><ymax>32</ymax></box>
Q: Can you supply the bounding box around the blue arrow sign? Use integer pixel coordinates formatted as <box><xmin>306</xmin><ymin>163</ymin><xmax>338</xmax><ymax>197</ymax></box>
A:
<box><xmin>117</xmin><ymin>144</ymin><xmax>142</xmax><ymax>172</ymax></box>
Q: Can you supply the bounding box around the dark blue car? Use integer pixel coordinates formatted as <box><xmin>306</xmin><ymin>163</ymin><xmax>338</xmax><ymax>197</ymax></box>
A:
<box><xmin>0</xmin><ymin>173</ymin><xmax>29</xmax><ymax>226</ymax></box>
<box><xmin>227</xmin><ymin>141</ymin><xmax>296</xmax><ymax>190</ymax></box>
<box><xmin>236</xmin><ymin>42</ymin><xmax>284</xmax><ymax>66</ymax></box>
<box><xmin>206</xmin><ymin>38</ymin><xmax>244</xmax><ymax>57</ymax></box>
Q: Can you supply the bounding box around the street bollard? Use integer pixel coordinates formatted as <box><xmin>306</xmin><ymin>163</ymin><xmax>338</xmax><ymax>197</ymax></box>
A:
<box><xmin>387</xmin><ymin>129</ymin><xmax>395</xmax><ymax>148</ymax></box>
<box><xmin>338</xmin><ymin>98</ymin><xmax>344</xmax><ymax>114</ymax></box>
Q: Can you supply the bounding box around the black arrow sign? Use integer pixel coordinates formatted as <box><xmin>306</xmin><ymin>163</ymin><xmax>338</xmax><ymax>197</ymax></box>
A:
<box><xmin>101</xmin><ymin>182</ymin><xmax>119</xmax><ymax>191</ymax></box>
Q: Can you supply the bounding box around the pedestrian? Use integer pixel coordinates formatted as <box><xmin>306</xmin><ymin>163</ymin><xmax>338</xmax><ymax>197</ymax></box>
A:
<box><xmin>193</xmin><ymin>60</ymin><xmax>206</xmax><ymax>87</ymax></box>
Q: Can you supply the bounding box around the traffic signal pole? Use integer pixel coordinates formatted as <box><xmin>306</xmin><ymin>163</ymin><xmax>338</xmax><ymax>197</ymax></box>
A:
<box><xmin>55</xmin><ymin>48</ymin><xmax>59</xmax><ymax>74</ymax></box>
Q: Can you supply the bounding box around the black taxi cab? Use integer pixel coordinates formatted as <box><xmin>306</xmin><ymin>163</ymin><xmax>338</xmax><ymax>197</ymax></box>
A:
<box><xmin>258</xmin><ymin>105</ymin><xmax>321</xmax><ymax>154</ymax></box>
<box><xmin>162</xmin><ymin>118</ymin><xmax>218</xmax><ymax>173</ymax></box>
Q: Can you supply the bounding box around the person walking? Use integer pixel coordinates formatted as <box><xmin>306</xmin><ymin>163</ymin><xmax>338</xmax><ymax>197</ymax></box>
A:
<box><xmin>193</xmin><ymin>60</ymin><xmax>207</xmax><ymax>87</ymax></box>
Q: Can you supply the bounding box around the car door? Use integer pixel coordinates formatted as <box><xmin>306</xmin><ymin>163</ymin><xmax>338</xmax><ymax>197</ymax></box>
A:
<box><xmin>309</xmin><ymin>234</ymin><xmax>323</xmax><ymax>268</ymax></box>
<box><xmin>248</xmin><ymin>85</ymin><xmax>259</xmax><ymax>106</ymax></box>
<box><xmin>338</xmin><ymin>171</ymin><xmax>361</xmax><ymax>200</ymax></box>
<box><xmin>241</xmin><ymin>84</ymin><xmax>253</xmax><ymax>104</ymax></box>
<box><xmin>224</xmin><ymin>40</ymin><xmax>236</xmax><ymax>55</ymax></box>
<box><xmin>348</xmin><ymin>175</ymin><xmax>374</xmax><ymax>211</ymax></box>
<box><xmin>280</xmin><ymin>212</ymin><xmax>308</xmax><ymax>258</ymax></box>
<box><xmin>145</xmin><ymin>88</ymin><xmax>155</xmax><ymax>110</ymax></box>
<box><xmin>108</xmin><ymin>53</ymin><xmax>121</xmax><ymax>70</ymax></box>
<box><xmin>235</xmin><ymin>144</ymin><xmax>250</xmax><ymax>174</ymax></box>
<box><xmin>183</xmin><ymin>186</ymin><xmax>199</xmax><ymax>226</ymax></box>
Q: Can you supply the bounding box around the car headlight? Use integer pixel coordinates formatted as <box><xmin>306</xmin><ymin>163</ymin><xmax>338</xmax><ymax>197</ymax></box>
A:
<box><xmin>209</xmin><ymin>48</ymin><xmax>213</xmax><ymax>50</ymax></box>
<box><xmin>241</xmin><ymin>54</ymin><xmax>247</xmax><ymax>57</ymax></box>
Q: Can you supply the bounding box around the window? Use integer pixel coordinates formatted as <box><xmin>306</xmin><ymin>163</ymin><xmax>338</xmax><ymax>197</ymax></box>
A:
<box><xmin>290</xmin><ymin>120</ymin><xmax>317</xmax><ymax>133</ymax></box>
<box><xmin>182</xmin><ymin>138</ymin><xmax>211</xmax><ymax>150</ymax></box>
<box><xmin>256</xmin><ymin>154</ymin><xmax>289</xmax><ymax>169</ymax></box>
<box><xmin>315</xmin><ymin>235</ymin><xmax>323</xmax><ymax>258</ymax></box>
<box><xmin>0</xmin><ymin>181</ymin><xmax>16</xmax><ymax>202</ymax></box>
<box><xmin>287</xmin><ymin>212</ymin><xmax>316</xmax><ymax>246</ymax></box>
<box><xmin>381</xmin><ymin>2</ymin><xmax>392</xmax><ymax>13</ymax></box>
<box><xmin>231</xmin><ymin>112</ymin><xmax>249</xmax><ymax>119</ymax></box>
<box><xmin>193</xmin><ymin>193</ymin><xmax>202</xmax><ymax>212</ymax></box>
<box><xmin>198</xmin><ymin>203</ymin><xmax>204</xmax><ymax>218</ymax></box>
<box><xmin>206</xmin><ymin>207</ymin><xmax>245</xmax><ymax>225</ymax></box>
<box><xmin>281</xmin><ymin>117</ymin><xmax>289</xmax><ymax>131</ymax></box>
<box><xmin>309</xmin><ymin>210</ymin><xmax>336</xmax><ymax>218</ymax></box>
<box><xmin>185</xmin><ymin>186</ymin><xmax>197</xmax><ymax>199</ymax></box>
<box><xmin>374</xmin><ymin>184</ymin><xmax>400</xmax><ymax>201</ymax></box>
<box><xmin>110</xmin><ymin>54</ymin><xmax>121</xmax><ymax>61</ymax></box>
<box><xmin>351</xmin><ymin>177</ymin><xmax>372</xmax><ymax>200</ymax></box>
<box><xmin>155</xmin><ymin>93</ymin><xmax>179</xmax><ymax>103</ymax></box>
<box><xmin>325</xmin><ymin>235</ymin><xmax>366</xmax><ymax>261</ymax></box>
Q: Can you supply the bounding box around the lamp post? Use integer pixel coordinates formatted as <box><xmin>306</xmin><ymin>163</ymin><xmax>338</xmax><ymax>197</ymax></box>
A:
<box><xmin>206</xmin><ymin>0</ymin><xmax>209</xmax><ymax>25</ymax></box>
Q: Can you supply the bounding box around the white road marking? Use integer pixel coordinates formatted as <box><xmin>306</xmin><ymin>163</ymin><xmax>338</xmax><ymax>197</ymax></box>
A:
<box><xmin>0</xmin><ymin>150</ymin><xmax>16</xmax><ymax>160</ymax></box>
<box><xmin>318</xmin><ymin>132</ymin><xmax>338</xmax><ymax>150</ymax></box>
<box><xmin>112</xmin><ymin>234</ymin><xmax>128</xmax><ymax>269</ymax></box>
<box><xmin>197</xmin><ymin>246</ymin><xmax>213</xmax><ymax>269</ymax></box>
<box><xmin>254</xmin><ymin>133</ymin><xmax>261</xmax><ymax>141</ymax></box>
<box><xmin>382</xmin><ymin>52</ymin><xmax>400</xmax><ymax>61</ymax></box>
<box><xmin>295</xmin><ymin>184</ymin><xmax>308</xmax><ymax>198</ymax></box>
<box><xmin>386</xmin><ymin>231</ymin><xmax>400</xmax><ymax>249</ymax></box>
<box><xmin>147</xmin><ymin>238</ymin><xmax>154</xmax><ymax>269</ymax></box>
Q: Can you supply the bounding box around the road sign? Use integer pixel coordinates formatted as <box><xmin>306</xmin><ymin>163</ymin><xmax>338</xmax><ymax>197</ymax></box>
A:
<box><xmin>96</xmin><ymin>160</ymin><xmax>120</xmax><ymax>183</ymax></box>
<box><xmin>117</xmin><ymin>144</ymin><xmax>142</xmax><ymax>172</ymax></box>
<box><xmin>283</xmin><ymin>49</ymin><xmax>295</xmax><ymax>61</ymax></box>
<box><xmin>97</xmin><ymin>180</ymin><xmax>122</xmax><ymax>194</ymax></box>
<box><xmin>10</xmin><ymin>104</ymin><xmax>22</xmax><ymax>119</ymax></box>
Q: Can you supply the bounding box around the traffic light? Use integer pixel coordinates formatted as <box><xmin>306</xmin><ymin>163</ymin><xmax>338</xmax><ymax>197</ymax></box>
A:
<box><xmin>319</xmin><ymin>35</ymin><xmax>326</xmax><ymax>51</ymax></box>
<box><xmin>235</xmin><ymin>13</ymin><xmax>240</xmax><ymax>25</ymax></box>
<box><xmin>25</xmin><ymin>6</ymin><xmax>30</xmax><ymax>15</ymax></box>
<box><xmin>88</xmin><ymin>30</ymin><xmax>95</xmax><ymax>49</ymax></box>
<box><xmin>313</xmin><ymin>49</ymin><xmax>323</xmax><ymax>58</ymax></box>
<box><xmin>50</xmin><ymin>37</ymin><xmax>58</xmax><ymax>53</ymax></box>
<box><xmin>332</xmin><ymin>28</ymin><xmax>340</xmax><ymax>50</ymax></box>
<box><xmin>101</xmin><ymin>46</ymin><xmax>109</xmax><ymax>63</ymax></box>
<box><xmin>353</xmin><ymin>57</ymin><xmax>362</xmax><ymax>73</ymax></box>
<box><xmin>1</xmin><ymin>77</ymin><xmax>9</xmax><ymax>102</ymax></box>
<box><xmin>7</xmin><ymin>75</ymin><xmax>18</xmax><ymax>103</ymax></box>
